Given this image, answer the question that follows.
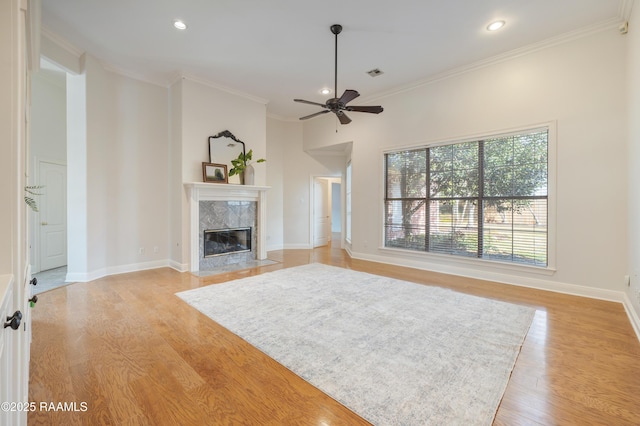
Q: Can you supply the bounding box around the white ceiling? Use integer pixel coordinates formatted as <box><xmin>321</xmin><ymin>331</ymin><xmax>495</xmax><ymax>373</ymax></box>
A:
<box><xmin>41</xmin><ymin>1</ymin><xmax>630</xmax><ymax>120</ymax></box>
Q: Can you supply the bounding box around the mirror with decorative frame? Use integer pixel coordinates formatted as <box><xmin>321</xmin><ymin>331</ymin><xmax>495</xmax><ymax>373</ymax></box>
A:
<box><xmin>208</xmin><ymin>130</ymin><xmax>246</xmax><ymax>184</ymax></box>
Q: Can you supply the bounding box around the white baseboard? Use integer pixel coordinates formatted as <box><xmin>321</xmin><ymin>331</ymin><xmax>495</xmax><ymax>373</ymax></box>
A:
<box><xmin>65</xmin><ymin>270</ymin><xmax>104</xmax><ymax>283</ymax></box>
<box><xmin>168</xmin><ymin>259</ymin><xmax>189</xmax><ymax>273</ymax></box>
<box><xmin>266</xmin><ymin>243</ymin><xmax>284</xmax><ymax>252</ymax></box>
<box><xmin>344</xmin><ymin>245</ymin><xmax>353</xmax><ymax>258</ymax></box>
<box><xmin>351</xmin><ymin>250</ymin><xmax>622</xmax><ymax>302</ymax></box>
<box><xmin>66</xmin><ymin>259</ymin><xmax>173</xmax><ymax>283</ymax></box>
<box><xmin>283</xmin><ymin>243</ymin><xmax>312</xmax><ymax>249</ymax></box>
<box><xmin>349</xmin><ymin>250</ymin><xmax>640</xmax><ymax>342</ymax></box>
<box><xmin>622</xmin><ymin>294</ymin><xmax>640</xmax><ymax>342</ymax></box>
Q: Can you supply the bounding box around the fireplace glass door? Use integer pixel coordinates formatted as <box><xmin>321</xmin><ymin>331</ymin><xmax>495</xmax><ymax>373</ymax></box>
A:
<box><xmin>204</xmin><ymin>227</ymin><xmax>252</xmax><ymax>257</ymax></box>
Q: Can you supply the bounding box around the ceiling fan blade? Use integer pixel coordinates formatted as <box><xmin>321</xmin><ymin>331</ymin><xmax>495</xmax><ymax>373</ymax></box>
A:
<box><xmin>346</xmin><ymin>105</ymin><xmax>384</xmax><ymax>114</ymax></box>
<box><xmin>338</xmin><ymin>89</ymin><xmax>360</xmax><ymax>105</ymax></box>
<box><xmin>294</xmin><ymin>99</ymin><xmax>327</xmax><ymax>108</ymax></box>
<box><xmin>336</xmin><ymin>111</ymin><xmax>352</xmax><ymax>125</ymax></box>
<box><xmin>299</xmin><ymin>110</ymin><xmax>330</xmax><ymax>120</ymax></box>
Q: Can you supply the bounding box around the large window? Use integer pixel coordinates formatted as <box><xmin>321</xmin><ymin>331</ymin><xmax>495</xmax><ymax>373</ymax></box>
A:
<box><xmin>384</xmin><ymin>128</ymin><xmax>548</xmax><ymax>267</ymax></box>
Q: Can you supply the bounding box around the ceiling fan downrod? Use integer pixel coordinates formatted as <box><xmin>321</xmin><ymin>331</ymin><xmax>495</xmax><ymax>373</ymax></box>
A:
<box><xmin>331</xmin><ymin>24</ymin><xmax>342</xmax><ymax>99</ymax></box>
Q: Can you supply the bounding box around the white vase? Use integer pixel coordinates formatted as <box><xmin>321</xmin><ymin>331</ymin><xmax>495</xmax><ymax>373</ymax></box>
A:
<box><xmin>243</xmin><ymin>164</ymin><xmax>255</xmax><ymax>186</ymax></box>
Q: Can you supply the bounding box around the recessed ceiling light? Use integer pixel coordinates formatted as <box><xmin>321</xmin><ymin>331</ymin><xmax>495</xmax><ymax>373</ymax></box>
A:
<box><xmin>320</xmin><ymin>88</ymin><xmax>332</xmax><ymax>95</ymax></box>
<box><xmin>173</xmin><ymin>20</ymin><xmax>187</xmax><ymax>30</ymax></box>
<box><xmin>487</xmin><ymin>20</ymin><xmax>505</xmax><ymax>31</ymax></box>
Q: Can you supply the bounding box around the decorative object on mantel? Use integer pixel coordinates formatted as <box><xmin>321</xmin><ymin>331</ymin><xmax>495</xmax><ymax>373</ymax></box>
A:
<box><xmin>229</xmin><ymin>150</ymin><xmax>266</xmax><ymax>186</ymax></box>
<box><xmin>208</xmin><ymin>130</ymin><xmax>245</xmax><ymax>184</ymax></box>
<box><xmin>202</xmin><ymin>162</ymin><xmax>228</xmax><ymax>184</ymax></box>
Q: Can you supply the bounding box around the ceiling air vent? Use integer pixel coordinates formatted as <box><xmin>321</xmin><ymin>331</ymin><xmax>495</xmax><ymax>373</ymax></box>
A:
<box><xmin>367</xmin><ymin>68</ymin><xmax>384</xmax><ymax>77</ymax></box>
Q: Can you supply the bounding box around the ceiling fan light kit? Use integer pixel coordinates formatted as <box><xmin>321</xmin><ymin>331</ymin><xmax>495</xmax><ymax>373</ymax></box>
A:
<box><xmin>294</xmin><ymin>24</ymin><xmax>383</xmax><ymax>125</ymax></box>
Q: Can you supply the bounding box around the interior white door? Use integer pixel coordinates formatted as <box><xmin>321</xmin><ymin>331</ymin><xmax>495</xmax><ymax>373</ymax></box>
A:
<box><xmin>313</xmin><ymin>179</ymin><xmax>330</xmax><ymax>247</ymax></box>
<box><xmin>0</xmin><ymin>277</ymin><xmax>13</xmax><ymax>426</ymax></box>
<box><xmin>1</xmin><ymin>1</ymin><xmax>36</xmax><ymax>423</ymax></box>
<box><xmin>39</xmin><ymin>161</ymin><xmax>67</xmax><ymax>271</ymax></box>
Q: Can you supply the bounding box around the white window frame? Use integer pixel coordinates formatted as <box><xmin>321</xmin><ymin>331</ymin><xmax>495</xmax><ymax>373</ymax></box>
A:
<box><xmin>380</xmin><ymin>122</ymin><xmax>557</xmax><ymax>275</ymax></box>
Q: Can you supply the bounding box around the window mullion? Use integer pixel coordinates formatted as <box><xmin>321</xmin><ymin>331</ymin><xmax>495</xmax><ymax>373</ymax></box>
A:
<box><xmin>478</xmin><ymin>141</ymin><xmax>484</xmax><ymax>258</ymax></box>
<box><xmin>425</xmin><ymin>148</ymin><xmax>430</xmax><ymax>252</ymax></box>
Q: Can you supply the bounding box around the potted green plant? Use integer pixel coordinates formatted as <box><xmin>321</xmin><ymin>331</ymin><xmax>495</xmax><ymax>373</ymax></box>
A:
<box><xmin>229</xmin><ymin>149</ymin><xmax>265</xmax><ymax>185</ymax></box>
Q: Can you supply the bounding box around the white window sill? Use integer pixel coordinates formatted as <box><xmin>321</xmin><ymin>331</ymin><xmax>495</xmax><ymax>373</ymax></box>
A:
<box><xmin>378</xmin><ymin>246</ymin><xmax>556</xmax><ymax>277</ymax></box>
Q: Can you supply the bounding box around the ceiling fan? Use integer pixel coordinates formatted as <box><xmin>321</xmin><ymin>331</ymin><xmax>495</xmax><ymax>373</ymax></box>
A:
<box><xmin>294</xmin><ymin>24</ymin><xmax>383</xmax><ymax>125</ymax></box>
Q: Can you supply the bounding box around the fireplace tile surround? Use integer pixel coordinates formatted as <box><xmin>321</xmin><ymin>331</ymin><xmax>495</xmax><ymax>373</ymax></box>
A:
<box><xmin>185</xmin><ymin>183</ymin><xmax>269</xmax><ymax>272</ymax></box>
<box><xmin>199</xmin><ymin>201</ymin><xmax>256</xmax><ymax>270</ymax></box>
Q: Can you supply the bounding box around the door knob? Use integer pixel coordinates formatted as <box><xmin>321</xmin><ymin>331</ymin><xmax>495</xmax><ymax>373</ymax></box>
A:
<box><xmin>4</xmin><ymin>310</ymin><xmax>22</xmax><ymax>330</ymax></box>
<box><xmin>6</xmin><ymin>311</ymin><xmax>22</xmax><ymax>321</ymax></box>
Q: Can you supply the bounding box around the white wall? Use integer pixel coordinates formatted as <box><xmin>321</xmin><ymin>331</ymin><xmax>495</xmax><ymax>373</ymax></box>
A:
<box><xmin>102</xmin><ymin>71</ymin><xmax>170</xmax><ymax>270</ymax></box>
<box><xmin>264</xmin><ymin>119</ymin><xmax>346</xmax><ymax>250</ymax></box>
<box><xmin>30</xmin><ymin>68</ymin><xmax>67</xmax><ymax>271</ymax></box>
<box><xmin>627</xmin><ymin>0</ymin><xmax>640</xmax><ymax>325</ymax></box>
<box><xmin>303</xmin><ymin>27</ymin><xmax>628</xmax><ymax>297</ymax></box>
<box><xmin>66</xmin><ymin>67</ymin><xmax>88</xmax><ymax>279</ymax></box>
<box><xmin>180</xmin><ymin>78</ymin><xmax>267</xmax><ymax>184</ymax></box>
<box><xmin>331</xmin><ymin>181</ymin><xmax>342</xmax><ymax>232</ymax></box>
<box><xmin>278</xmin><ymin>121</ymin><xmax>345</xmax><ymax>248</ymax></box>
<box><xmin>85</xmin><ymin>55</ymin><xmax>110</xmax><ymax>273</ymax></box>
<box><xmin>41</xmin><ymin>42</ymin><xmax>271</xmax><ymax>277</ymax></box>
<box><xmin>31</xmin><ymin>70</ymin><xmax>66</xmax><ymax>162</ymax></box>
<box><xmin>266</xmin><ymin>117</ymin><xmax>287</xmax><ymax>250</ymax></box>
<box><xmin>66</xmin><ymin>55</ymin><xmax>170</xmax><ymax>280</ymax></box>
<box><xmin>169</xmin><ymin>80</ymin><xmax>183</xmax><ymax>268</ymax></box>
<box><xmin>170</xmin><ymin>77</ymin><xmax>268</xmax><ymax>268</ymax></box>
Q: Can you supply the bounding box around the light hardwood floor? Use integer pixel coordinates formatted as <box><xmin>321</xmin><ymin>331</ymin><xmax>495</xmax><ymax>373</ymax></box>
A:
<box><xmin>28</xmin><ymin>247</ymin><xmax>640</xmax><ymax>425</ymax></box>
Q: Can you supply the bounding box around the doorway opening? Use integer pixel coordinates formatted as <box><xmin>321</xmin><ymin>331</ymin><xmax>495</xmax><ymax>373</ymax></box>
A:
<box><xmin>311</xmin><ymin>176</ymin><xmax>342</xmax><ymax>249</ymax></box>
<box><xmin>30</xmin><ymin>58</ymin><xmax>69</xmax><ymax>294</ymax></box>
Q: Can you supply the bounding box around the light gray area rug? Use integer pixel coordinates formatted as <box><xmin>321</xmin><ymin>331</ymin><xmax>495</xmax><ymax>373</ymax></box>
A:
<box><xmin>177</xmin><ymin>263</ymin><xmax>535</xmax><ymax>425</ymax></box>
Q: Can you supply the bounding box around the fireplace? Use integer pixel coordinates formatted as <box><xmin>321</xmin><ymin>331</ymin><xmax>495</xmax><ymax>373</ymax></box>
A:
<box><xmin>185</xmin><ymin>182</ymin><xmax>269</xmax><ymax>272</ymax></box>
<box><xmin>198</xmin><ymin>199</ymin><xmax>257</xmax><ymax>270</ymax></box>
<box><xmin>204</xmin><ymin>227</ymin><xmax>252</xmax><ymax>257</ymax></box>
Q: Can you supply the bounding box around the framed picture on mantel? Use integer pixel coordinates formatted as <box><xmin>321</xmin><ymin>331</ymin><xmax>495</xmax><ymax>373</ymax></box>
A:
<box><xmin>202</xmin><ymin>162</ymin><xmax>228</xmax><ymax>184</ymax></box>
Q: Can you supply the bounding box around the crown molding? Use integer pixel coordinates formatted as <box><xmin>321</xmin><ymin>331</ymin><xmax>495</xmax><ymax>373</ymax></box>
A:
<box><xmin>42</xmin><ymin>27</ymin><xmax>168</xmax><ymax>86</ymax></box>
<box><xmin>167</xmin><ymin>71</ymin><xmax>184</xmax><ymax>88</ymax></box>
<box><xmin>359</xmin><ymin>17</ymin><xmax>624</xmax><ymax>105</ymax></box>
<box><xmin>175</xmin><ymin>73</ymin><xmax>269</xmax><ymax>105</ymax></box>
<box><xmin>100</xmin><ymin>62</ymin><xmax>167</xmax><ymax>88</ymax></box>
<box><xmin>41</xmin><ymin>26</ymin><xmax>83</xmax><ymax>58</ymax></box>
<box><xmin>41</xmin><ymin>28</ymin><xmax>270</xmax><ymax>102</ymax></box>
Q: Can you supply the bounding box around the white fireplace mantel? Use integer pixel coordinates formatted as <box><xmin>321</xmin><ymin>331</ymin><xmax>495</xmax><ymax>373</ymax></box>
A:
<box><xmin>184</xmin><ymin>183</ymin><xmax>270</xmax><ymax>272</ymax></box>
